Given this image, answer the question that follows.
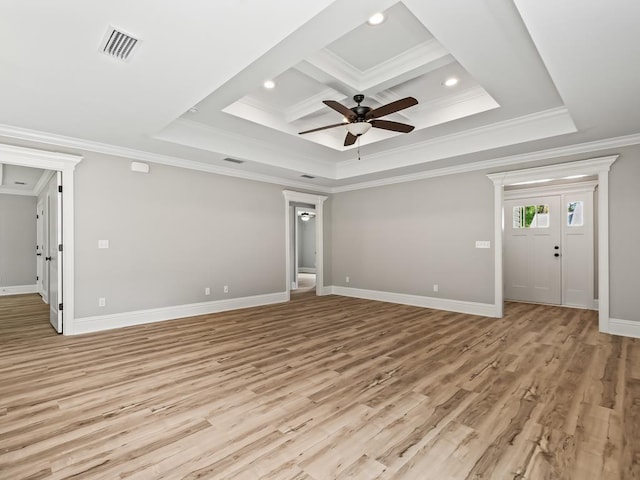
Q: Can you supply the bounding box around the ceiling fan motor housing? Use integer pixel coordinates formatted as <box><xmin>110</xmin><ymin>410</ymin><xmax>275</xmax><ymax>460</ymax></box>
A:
<box><xmin>351</xmin><ymin>94</ymin><xmax>371</xmax><ymax>121</ymax></box>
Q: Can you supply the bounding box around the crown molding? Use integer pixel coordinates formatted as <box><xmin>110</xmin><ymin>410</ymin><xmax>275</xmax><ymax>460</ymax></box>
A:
<box><xmin>331</xmin><ymin>135</ymin><xmax>639</xmax><ymax>193</ymax></box>
<box><xmin>306</xmin><ymin>39</ymin><xmax>449</xmax><ymax>94</ymax></box>
<box><xmin>285</xmin><ymin>88</ymin><xmax>345</xmax><ymax>123</ymax></box>
<box><xmin>0</xmin><ymin>123</ymin><xmax>333</xmax><ymax>193</ymax></box>
<box><xmin>0</xmin><ymin>141</ymin><xmax>82</xmax><ymax>169</ymax></box>
<box><xmin>1</xmin><ymin>122</ymin><xmax>639</xmax><ymax>196</ymax></box>
<box><xmin>487</xmin><ymin>155</ymin><xmax>618</xmax><ymax>186</ymax></box>
<box><xmin>336</xmin><ymin>106</ymin><xmax>577</xmax><ymax>178</ymax></box>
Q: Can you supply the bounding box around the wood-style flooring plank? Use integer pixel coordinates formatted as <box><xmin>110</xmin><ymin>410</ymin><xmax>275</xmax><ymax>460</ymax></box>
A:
<box><xmin>1</xmin><ymin>293</ymin><xmax>638</xmax><ymax>479</ymax></box>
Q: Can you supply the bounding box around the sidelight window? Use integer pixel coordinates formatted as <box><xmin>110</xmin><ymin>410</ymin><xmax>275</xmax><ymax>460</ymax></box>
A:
<box><xmin>567</xmin><ymin>201</ymin><xmax>584</xmax><ymax>226</ymax></box>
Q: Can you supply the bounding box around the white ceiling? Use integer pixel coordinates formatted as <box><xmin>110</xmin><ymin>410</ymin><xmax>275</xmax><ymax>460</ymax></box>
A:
<box><xmin>0</xmin><ymin>164</ymin><xmax>47</xmax><ymax>195</ymax></box>
<box><xmin>0</xmin><ymin>0</ymin><xmax>639</xmax><ymax>192</ymax></box>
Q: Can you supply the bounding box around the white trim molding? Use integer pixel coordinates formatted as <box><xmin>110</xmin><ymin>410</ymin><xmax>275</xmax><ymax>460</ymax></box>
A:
<box><xmin>329</xmin><ymin>286</ymin><xmax>499</xmax><ymax>318</ymax></box>
<box><xmin>0</xmin><ymin>284</ymin><xmax>37</xmax><ymax>296</ymax></box>
<box><xmin>609</xmin><ymin>318</ymin><xmax>640</xmax><ymax>339</ymax></box>
<box><xmin>487</xmin><ymin>156</ymin><xmax>618</xmax><ymax>334</ymax></box>
<box><xmin>71</xmin><ymin>292</ymin><xmax>288</xmax><ymax>335</ymax></box>
<box><xmin>283</xmin><ymin>190</ymin><xmax>328</xmax><ymax>300</ymax></box>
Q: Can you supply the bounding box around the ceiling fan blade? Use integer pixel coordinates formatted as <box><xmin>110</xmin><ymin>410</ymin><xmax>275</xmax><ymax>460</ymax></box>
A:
<box><xmin>366</xmin><ymin>97</ymin><xmax>418</xmax><ymax>119</ymax></box>
<box><xmin>323</xmin><ymin>100</ymin><xmax>356</xmax><ymax>121</ymax></box>
<box><xmin>370</xmin><ymin>119</ymin><xmax>415</xmax><ymax>133</ymax></box>
<box><xmin>344</xmin><ymin>132</ymin><xmax>357</xmax><ymax>146</ymax></box>
<box><xmin>298</xmin><ymin>122</ymin><xmax>348</xmax><ymax>135</ymax></box>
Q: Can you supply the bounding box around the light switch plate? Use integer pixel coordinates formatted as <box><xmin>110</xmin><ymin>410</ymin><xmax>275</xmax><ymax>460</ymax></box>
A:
<box><xmin>475</xmin><ymin>240</ymin><xmax>491</xmax><ymax>249</ymax></box>
<box><xmin>98</xmin><ymin>240</ymin><xmax>109</xmax><ymax>249</ymax></box>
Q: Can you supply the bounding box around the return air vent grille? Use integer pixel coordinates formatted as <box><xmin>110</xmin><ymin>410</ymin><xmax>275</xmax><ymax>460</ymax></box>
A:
<box><xmin>223</xmin><ymin>158</ymin><xmax>245</xmax><ymax>164</ymax></box>
<box><xmin>100</xmin><ymin>26</ymin><xmax>140</xmax><ymax>61</ymax></box>
<box><xmin>301</xmin><ymin>174</ymin><xmax>315</xmax><ymax>179</ymax></box>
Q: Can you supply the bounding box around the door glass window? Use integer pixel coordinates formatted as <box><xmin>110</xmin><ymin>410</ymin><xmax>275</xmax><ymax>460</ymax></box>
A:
<box><xmin>567</xmin><ymin>201</ymin><xmax>584</xmax><ymax>226</ymax></box>
<box><xmin>513</xmin><ymin>204</ymin><xmax>550</xmax><ymax>228</ymax></box>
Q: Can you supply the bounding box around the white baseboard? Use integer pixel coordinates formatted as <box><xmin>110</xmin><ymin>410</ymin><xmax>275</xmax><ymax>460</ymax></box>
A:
<box><xmin>298</xmin><ymin>268</ymin><xmax>316</xmax><ymax>274</ymax></box>
<box><xmin>609</xmin><ymin>318</ymin><xmax>640</xmax><ymax>339</ymax></box>
<box><xmin>71</xmin><ymin>291</ymin><xmax>288</xmax><ymax>335</ymax></box>
<box><xmin>328</xmin><ymin>286</ymin><xmax>499</xmax><ymax>317</ymax></box>
<box><xmin>0</xmin><ymin>284</ymin><xmax>37</xmax><ymax>296</ymax></box>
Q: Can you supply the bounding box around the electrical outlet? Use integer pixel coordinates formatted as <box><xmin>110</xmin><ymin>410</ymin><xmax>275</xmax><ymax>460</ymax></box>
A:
<box><xmin>205</xmin><ymin>287</ymin><xmax>210</xmax><ymax>295</ymax></box>
<box><xmin>223</xmin><ymin>285</ymin><xmax>229</xmax><ymax>293</ymax></box>
<box><xmin>98</xmin><ymin>297</ymin><xmax>106</xmax><ymax>307</ymax></box>
<box><xmin>345</xmin><ymin>276</ymin><xmax>350</xmax><ymax>283</ymax></box>
<box><xmin>433</xmin><ymin>284</ymin><xmax>439</xmax><ymax>293</ymax></box>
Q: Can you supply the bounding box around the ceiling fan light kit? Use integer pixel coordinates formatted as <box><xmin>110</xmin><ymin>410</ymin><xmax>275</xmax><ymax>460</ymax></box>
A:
<box><xmin>299</xmin><ymin>94</ymin><xmax>418</xmax><ymax>147</ymax></box>
<box><xmin>346</xmin><ymin>122</ymin><xmax>372</xmax><ymax>136</ymax></box>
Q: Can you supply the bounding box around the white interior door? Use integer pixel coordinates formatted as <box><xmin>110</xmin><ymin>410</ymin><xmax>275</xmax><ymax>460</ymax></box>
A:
<box><xmin>504</xmin><ymin>195</ymin><xmax>562</xmax><ymax>305</ymax></box>
<box><xmin>36</xmin><ymin>200</ymin><xmax>44</xmax><ymax>298</ymax></box>
<box><xmin>42</xmin><ymin>195</ymin><xmax>50</xmax><ymax>304</ymax></box>
<box><xmin>48</xmin><ymin>172</ymin><xmax>63</xmax><ymax>333</ymax></box>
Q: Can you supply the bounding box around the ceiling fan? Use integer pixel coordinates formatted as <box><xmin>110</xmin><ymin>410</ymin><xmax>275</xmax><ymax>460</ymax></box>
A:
<box><xmin>298</xmin><ymin>94</ymin><xmax>418</xmax><ymax>146</ymax></box>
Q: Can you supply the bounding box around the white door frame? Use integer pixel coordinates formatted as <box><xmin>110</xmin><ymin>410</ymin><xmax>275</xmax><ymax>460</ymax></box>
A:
<box><xmin>487</xmin><ymin>155</ymin><xmax>617</xmax><ymax>333</ymax></box>
<box><xmin>283</xmin><ymin>191</ymin><xmax>327</xmax><ymax>298</ymax></box>
<box><xmin>0</xmin><ymin>143</ymin><xmax>82</xmax><ymax>334</ymax></box>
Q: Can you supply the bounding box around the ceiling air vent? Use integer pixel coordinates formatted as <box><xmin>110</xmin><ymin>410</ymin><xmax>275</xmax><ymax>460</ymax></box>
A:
<box><xmin>301</xmin><ymin>174</ymin><xmax>315</xmax><ymax>179</ymax></box>
<box><xmin>223</xmin><ymin>158</ymin><xmax>245</xmax><ymax>164</ymax></box>
<box><xmin>100</xmin><ymin>26</ymin><xmax>140</xmax><ymax>61</ymax></box>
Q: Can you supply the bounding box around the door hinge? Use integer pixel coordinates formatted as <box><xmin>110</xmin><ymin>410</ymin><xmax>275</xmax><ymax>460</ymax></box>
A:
<box><xmin>58</xmin><ymin>244</ymin><xmax>63</xmax><ymax>252</ymax></box>
<box><xmin>58</xmin><ymin>185</ymin><xmax>62</xmax><ymax>193</ymax></box>
<box><xmin>59</xmin><ymin>303</ymin><xmax>63</xmax><ymax>311</ymax></box>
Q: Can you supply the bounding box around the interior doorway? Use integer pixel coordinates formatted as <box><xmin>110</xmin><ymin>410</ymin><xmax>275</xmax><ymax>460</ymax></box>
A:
<box><xmin>0</xmin><ymin>143</ymin><xmax>81</xmax><ymax>334</ymax></box>
<box><xmin>292</xmin><ymin>206</ymin><xmax>316</xmax><ymax>294</ymax></box>
<box><xmin>283</xmin><ymin>190</ymin><xmax>327</xmax><ymax>299</ymax></box>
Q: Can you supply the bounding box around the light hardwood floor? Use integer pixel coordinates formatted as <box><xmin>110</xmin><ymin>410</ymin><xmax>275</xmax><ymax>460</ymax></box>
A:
<box><xmin>0</xmin><ymin>293</ymin><xmax>638</xmax><ymax>479</ymax></box>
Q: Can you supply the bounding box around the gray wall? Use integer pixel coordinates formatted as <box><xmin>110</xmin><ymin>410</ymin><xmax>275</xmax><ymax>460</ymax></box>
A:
<box><xmin>74</xmin><ymin>153</ymin><xmax>288</xmax><ymax>318</ymax></box>
<box><xmin>0</xmin><ymin>194</ymin><xmax>36</xmax><ymax>286</ymax></box>
<box><xmin>609</xmin><ymin>149</ymin><xmax>640</xmax><ymax>321</ymax></box>
<box><xmin>70</xmin><ymin>146</ymin><xmax>640</xmax><ymax>323</ymax></box>
<box><xmin>329</xmin><ymin>149</ymin><xmax>639</xmax><ymax>321</ymax></box>
<box><xmin>297</xmin><ymin>214</ymin><xmax>316</xmax><ymax>270</ymax></box>
<box><xmin>330</xmin><ymin>171</ymin><xmax>495</xmax><ymax>304</ymax></box>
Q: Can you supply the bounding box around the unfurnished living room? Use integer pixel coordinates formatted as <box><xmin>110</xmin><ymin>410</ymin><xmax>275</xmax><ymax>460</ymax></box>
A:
<box><xmin>0</xmin><ymin>1</ymin><xmax>639</xmax><ymax>479</ymax></box>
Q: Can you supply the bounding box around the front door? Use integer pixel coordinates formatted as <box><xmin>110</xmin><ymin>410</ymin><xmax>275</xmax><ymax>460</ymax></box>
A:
<box><xmin>504</xmin><ymin>195</ymin><xmax>561</xmax><ymax>305</ymax></box>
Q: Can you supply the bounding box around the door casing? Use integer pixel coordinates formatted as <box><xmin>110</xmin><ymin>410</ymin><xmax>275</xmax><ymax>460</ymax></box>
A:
<box><xmin>488</xmin><ymin>155</ymin><xmax>617</xmax><ymax>334</ymax></box>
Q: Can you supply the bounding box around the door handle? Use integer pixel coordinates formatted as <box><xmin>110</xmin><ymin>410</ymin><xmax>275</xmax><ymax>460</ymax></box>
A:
<box><xmin>554</xmin><ymin>253</ymin><xmax>560</xmax><ymax>257</ymax></box>
<box><xmin>554</xmin><ymin>246</ymin><xmax>559</xmax><ymax>250</ymax></box>
<box><xmin>36</xmin><ymin>253</ymin><xmax>42</xmax><ymax>256</ymax></box>
<box><xmin>45</xmin><ymin>256</ymin><xmax>52</xmax><ymax>261</ymax></box>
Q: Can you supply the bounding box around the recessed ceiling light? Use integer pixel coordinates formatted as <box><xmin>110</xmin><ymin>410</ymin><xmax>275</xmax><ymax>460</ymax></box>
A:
<box><xmin>443</xmin><ymin>77</ymin><xmax>459</xmax><ymax>87</ymax></box>
<box><xmin>263</xmin><ymin>80</ymin><xmax>275</xmax><ymax>89</ymax></box>
<box><xmin>367</xmin><ymin>12</ymin><xmax>385</xmax><ymax>26</ymax></box>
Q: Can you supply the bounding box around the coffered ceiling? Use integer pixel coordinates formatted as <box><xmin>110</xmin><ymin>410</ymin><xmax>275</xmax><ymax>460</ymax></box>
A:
<box><xmin>0</xmin><ymin>0</ymin><xmax>638</xmax><ymax>192</ymax></box>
